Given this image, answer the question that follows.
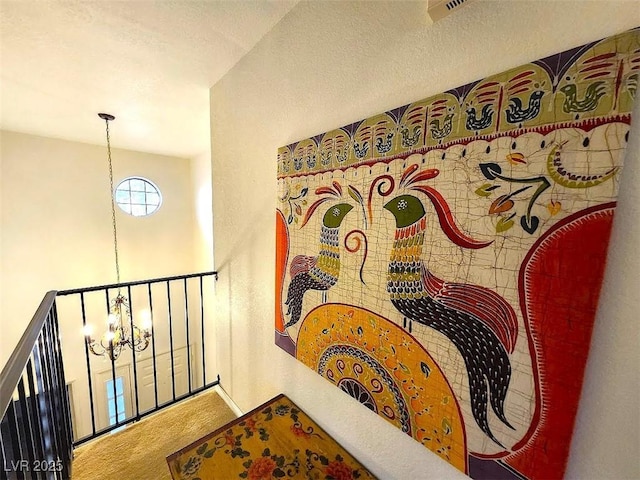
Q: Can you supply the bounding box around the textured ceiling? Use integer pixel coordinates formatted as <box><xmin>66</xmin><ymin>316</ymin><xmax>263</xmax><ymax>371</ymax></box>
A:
<box><xmin>0</xmin><ymin>1</ymin><xmax>297</xmax><ymax>158</ymax></box>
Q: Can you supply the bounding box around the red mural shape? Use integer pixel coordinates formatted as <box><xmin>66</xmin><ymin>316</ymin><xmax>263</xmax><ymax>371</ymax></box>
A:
<box><xmin>504</xmin><ymin>203</ymin><xmax>616</xmax><ymax>479</ymax></box>
<box><xmin>275</xmin><ymin>210</ymin><xmax>289</xmax><ymax>333</ymax></box>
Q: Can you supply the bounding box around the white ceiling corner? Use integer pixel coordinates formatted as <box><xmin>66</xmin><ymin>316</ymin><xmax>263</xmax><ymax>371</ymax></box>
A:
<box><xmin>0</xmin><ymin>0</ymin><xmax>298</xmax><ymax>158</ymax></box>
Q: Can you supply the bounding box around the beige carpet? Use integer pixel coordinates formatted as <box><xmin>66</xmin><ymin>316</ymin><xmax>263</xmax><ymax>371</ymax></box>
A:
<box><xmin>72</xmin><ymin>389</ymin><xmax>237</xmax><ymax>480</ymax></box>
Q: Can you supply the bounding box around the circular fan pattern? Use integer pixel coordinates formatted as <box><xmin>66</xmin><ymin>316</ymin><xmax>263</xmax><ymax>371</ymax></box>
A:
<box><xmin>318</xmin><ymin>344</ymin><xmax>412</xmax><ymax>434</ymax></box>
<box><xmin>296</xmin><ymin>303</ymin><xmax>467</xmax><ymax>472</ymax></box>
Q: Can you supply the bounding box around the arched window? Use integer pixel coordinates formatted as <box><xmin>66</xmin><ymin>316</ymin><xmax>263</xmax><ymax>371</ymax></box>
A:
<box><xmin>114</xmin><ymin>177</ymin><xmax>162</xmax><ymax>217</ymax></box>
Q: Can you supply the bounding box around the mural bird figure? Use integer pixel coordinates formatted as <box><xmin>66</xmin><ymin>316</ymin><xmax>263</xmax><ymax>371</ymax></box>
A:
<box><xmin>559</xmin><ymin>81</ymin><xmax>607</xmax><ymax>114</ymax></box>
<box><xmin>383</xmin><ymin>194</ymin><xmax>518</xmax><ymax>447</ymax></box>
<box><xmin>375</xmin><ymin>133</ymin><xmax>394</xmax><ymax>154</ymax></box>
<box><xmin>284</xmin><ymin>203</ymin><xmax>353</xmax><ymax>329</ymax></box>
<box><xmin>400</xmin><ymin>125</ymin><xmax>421</xmax><ymax>148</ymax></box>
<box><xmin>429</xmin><ymin>113</ymin><xmax>454</xmax><ymax>141</ymax></box>
<box><xmin>505</xmin><ymin>90</ymin><xmax>545</xmax><ymax>124</ymax></box>
<box><xmin>465</xmin><ymin>104</ymin><xmax>494</xmax><ymax>132</ymax></box>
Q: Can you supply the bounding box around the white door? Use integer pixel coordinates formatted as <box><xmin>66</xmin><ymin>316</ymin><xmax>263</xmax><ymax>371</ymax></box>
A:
<box><xmin>138</xmin><ymin>346</ymin><xmax>191</xmax><ymax>409</ymax></box>
<box><xmin>95</xmin><ymin>364</ymin><xmax>134</xmax><ymax>430</ymax></box>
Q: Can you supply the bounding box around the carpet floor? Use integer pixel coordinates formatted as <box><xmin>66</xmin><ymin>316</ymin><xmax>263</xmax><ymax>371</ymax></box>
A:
<box><xmin>72</xmin><ymin>389</ymin><xmax>237</xmax><ymax>480</ymax></box>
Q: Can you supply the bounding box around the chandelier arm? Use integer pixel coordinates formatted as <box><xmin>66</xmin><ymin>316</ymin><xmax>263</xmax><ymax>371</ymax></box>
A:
<box><xmin>87</xmin><ymin>337</ymin><xmax>106</xmax><ymax>357</ymax></box>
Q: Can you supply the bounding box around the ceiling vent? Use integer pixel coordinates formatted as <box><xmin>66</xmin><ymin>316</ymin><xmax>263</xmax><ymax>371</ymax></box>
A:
<box><xmin>427</xmin><ymin>0</ymin><xmax>476</xmax><ymax>22</ymax></box>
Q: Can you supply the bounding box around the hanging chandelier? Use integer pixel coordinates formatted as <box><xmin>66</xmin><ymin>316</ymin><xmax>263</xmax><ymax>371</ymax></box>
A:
<box><xmin>83</xmin><ymin>113</ymin><xmax>152</xmax><ymax>361</ymax></box>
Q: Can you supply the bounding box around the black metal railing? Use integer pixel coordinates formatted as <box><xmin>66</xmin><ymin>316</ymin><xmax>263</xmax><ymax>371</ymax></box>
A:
<box><xmin>0</xmin><ymin>271</ymin><xmax>221</xmax><ymax>479</ymax></box>
<box><xmin>56</xmin><ymin>271</ymin><xmax>220</xmax><ymax>446</ymax></box>
<box><xmin>0</xmin><ymin>292</ymin><xmax>73</xmax><ymax>480</ymax></box>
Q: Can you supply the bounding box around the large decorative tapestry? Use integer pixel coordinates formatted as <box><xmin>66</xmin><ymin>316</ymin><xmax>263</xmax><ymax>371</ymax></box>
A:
<box><xmin>275</xmin><ymin>28</ymin><xmax>639</xmax><ymax>480</ymax></box>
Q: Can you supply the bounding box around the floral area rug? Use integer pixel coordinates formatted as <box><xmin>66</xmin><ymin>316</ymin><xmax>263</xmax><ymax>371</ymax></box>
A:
<box><xmin>166</xmin><ymin>394</ymin><xmax>377</xmax><ymax>480</ymax></box>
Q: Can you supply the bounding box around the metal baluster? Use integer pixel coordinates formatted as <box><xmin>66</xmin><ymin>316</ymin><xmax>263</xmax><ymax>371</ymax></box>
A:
<box><xmin>0</xmin><ymin>430</ymin><xmax>8</xmax><ymax>480</ymax></box>
<box><xmin>33</xmin><ymin>341</ymin><xmax>52</xmax><ymax>466</ymax></box>
<box><xmin>128</xmin><ymin>285</ymin><xmax>140</xmax><ymax>421</ymax></box>
<box><xmin>167</xmin><ymin>281</ymin><xmax>176</xmax><ymax>401</ymax></box>
<box><xmin>105</xmin><ymin>290</ymin><xmax>118</xmax><ymax>427</ymax></box>
<box><xmin>79</xmin><ymin>293</ymin><xmax>96</xmax><ymax>437</ymax></box>
<box><xmin>38</xmin><ymin>320</ymin><xmax>62</xmax><ymax>465</ymax></box>
<box><xmin>200</xmin><ymin>276</ymin><xmax>206</xmax><ymax>386</ymax></box>
<box><xmin>16</xmin><ymin>376</ymin><xmax>36</xmax><ymax>476</ymax></box>
<box><xmin>51</xmin><ymin>302</ymin><xmax>72</xmax><ymax>472</ymax></box>
<box><xmin>147</xmin><ymin>283</ymin><xmax>159</xmax><ymax>409</ymax></box>
<box><xmin>4</xmin><ymin>402</ymin><xmax>24</xmax><ymax>480</ymax></box>
<box><xmin>184</xmin><ymin>278</ymin><xmax>192</xmax><ymax>393</ymax></box>
<box><xmin>25</xmin><ymin>358</ymin><xmax>44</xmax><ymax>471</ymax></box>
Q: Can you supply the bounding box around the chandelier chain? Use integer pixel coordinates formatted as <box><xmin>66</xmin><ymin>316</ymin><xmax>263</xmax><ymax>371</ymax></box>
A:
<box><xmin>86</xmin><ymin>113</ymin><xmax>152</xmax><ymax>361</ymax></box>
<box><xmin>104</xmin><ymin>117</ymin><xmax>121</xmax><ymax>287</ymax></box>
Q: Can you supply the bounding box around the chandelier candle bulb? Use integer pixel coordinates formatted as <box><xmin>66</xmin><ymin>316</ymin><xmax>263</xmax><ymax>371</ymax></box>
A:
<box><xmin>83</xmin><ymin>325</ymin><xmax>94</xmax><ymax>338</ymax></box>
<box><xmin>140</xmin><ymin>312</ymin><xmax>153</xmax><ymax>331</ymax></box>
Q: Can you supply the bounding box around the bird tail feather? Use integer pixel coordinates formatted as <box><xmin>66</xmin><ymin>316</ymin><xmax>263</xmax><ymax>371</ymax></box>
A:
<box><xmin>284</xmin><ymin>275</ymin><xmax>307</xmax><ymax>329</ymax></box>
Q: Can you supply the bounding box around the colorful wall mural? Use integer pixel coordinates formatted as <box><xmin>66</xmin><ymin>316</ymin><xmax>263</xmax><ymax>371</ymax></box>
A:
<box><xmin>275</xmin><ymin>28</ymin><xmax>639</xmax><ymax>479</ymax></box>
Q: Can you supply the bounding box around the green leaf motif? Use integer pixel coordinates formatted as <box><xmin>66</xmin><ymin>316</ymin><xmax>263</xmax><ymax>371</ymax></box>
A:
<box><xmin>203</xmin><ymin>450</ymin><xmax>214</xmax><ymax>458</ymax></box>
<box><xmin>474</xmin><ymin>183</ymin><xmax>499</xmax><ymax>197</ymax></box>
<box><xmin>496</xmin><ymin>216</ymin><xmax>515</xmax><ymax>233</ymax></box>
<box><xmin>348</xmin><ymin>185</ymin><xmax>363</xmax><ymax>204</ymax></box>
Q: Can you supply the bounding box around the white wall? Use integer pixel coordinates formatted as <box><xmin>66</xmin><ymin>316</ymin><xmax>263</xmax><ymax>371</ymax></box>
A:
<box><xmin>209</xmin><ymin>1</ymin><xmax>640</xmax><ymax>479</ymax></box>
<box><xmin>0</xmin><ymin>130</ymin><xmax>200</xmax><ymax>374</ymax></box>
<box><xmin>191</xmin><ymin>149</ymin><xmax>215</xmax><ymax>271</ymax></box>
<box><xmin>190</xmin><ymin>147</ymin><xmax>220</xmax><ymax>386</ymax></box>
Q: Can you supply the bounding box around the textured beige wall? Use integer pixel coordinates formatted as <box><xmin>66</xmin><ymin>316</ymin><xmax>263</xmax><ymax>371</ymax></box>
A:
<box><xmin>190</xmin><ymin>147</ymin><xmax>220</xmax><ymax>385</ymax></box>
<box><xmin>209</xmin><ymin>1</ymin><xmax>640</xmax><ymax>479</ymax></box>
<box><xmin>191</xmin><ymin>149</ymin><xmax>215</xmax><ymax>272</ymax></box>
